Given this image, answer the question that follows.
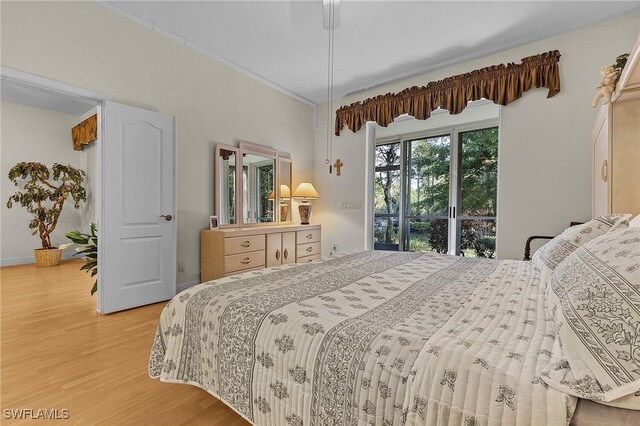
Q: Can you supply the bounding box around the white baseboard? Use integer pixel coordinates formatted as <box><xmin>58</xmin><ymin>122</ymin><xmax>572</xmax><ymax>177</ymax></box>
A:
<box><xmin>177</xmin><ymin>280</ymin><xmax>199</xmax><ymax>293</ymax></box>
<box><xmin>1</xmin><ymin>252</ymin><xmax>76</xmax><ymax>267</ymax></box>
<box><xmin>1</xmin><ymin>256</ymin><xmax>36</xmax><ymax>267</ymax></box>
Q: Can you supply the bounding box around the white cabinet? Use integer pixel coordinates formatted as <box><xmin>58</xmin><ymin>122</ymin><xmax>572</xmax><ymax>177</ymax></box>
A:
<box><xmin>592</xmin><ymin>35</ymin><xmax>640</xmax><ymax>217</ymax></box>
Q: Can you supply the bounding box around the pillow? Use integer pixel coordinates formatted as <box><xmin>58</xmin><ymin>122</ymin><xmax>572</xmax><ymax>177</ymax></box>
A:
<box><xmin>542</xmin><ymin>226</ymin><xmax>640</xmax><ymax>407</ymax></box>
<box><xmin>531</xmin><ymin>214</ymin><xmax>631</xmax><ymax>287</ymax></box>
<box><xmin>630</xmin><ymin>214</ymin><xmax>640</xmax><ymax>228</ymax></box>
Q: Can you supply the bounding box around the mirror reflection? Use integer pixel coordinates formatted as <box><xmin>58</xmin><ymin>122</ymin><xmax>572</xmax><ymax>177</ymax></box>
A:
<box><xmin>218</xmin><ymin>148</ymin><xmax>237</xmax><ymax>225</ymax></box>
<box><xmin>279</xmin><ymin>159</ymin><xmax>292</xmax><ymax>222</ymax></box>
<box><xmin>242</xmin><ymin>154</ymin><xmax>275</xmax><ymax>223</ymax></box>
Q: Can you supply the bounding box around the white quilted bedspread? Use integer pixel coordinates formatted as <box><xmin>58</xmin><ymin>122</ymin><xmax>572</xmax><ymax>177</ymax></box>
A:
<box><xmin>149</xmin><ymin>251</ymin><xmax>575</xmax><ymax>425</ymax></box>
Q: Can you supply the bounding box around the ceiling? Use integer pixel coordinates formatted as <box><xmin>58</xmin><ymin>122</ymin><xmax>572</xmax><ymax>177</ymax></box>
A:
<box><xmin>103</xmin><ymin>1</ymin><xmax>639</xmax><ymax>105</ymax></box>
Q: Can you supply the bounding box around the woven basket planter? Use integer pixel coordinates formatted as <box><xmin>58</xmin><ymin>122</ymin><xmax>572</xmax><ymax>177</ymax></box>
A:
<box><xmin>34</xmin><ymin>248</ymin><xmax>62</xmax><ymax>267</ymax></box>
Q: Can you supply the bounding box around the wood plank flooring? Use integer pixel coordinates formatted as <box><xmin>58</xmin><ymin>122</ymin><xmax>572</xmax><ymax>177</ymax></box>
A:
<box><xmin>1</xmin><ymin>260</ymin><xmax>250</xmax><ymax>425</ymax></box>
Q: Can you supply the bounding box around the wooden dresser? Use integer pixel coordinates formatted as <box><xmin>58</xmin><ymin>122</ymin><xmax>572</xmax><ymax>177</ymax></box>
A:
<box><xmin>200</xmin><ymin>224</ymin><xmax>321</xmax><ymax>282</ymax></box>
<box><xmin>592</xmin><ymin>35</ymin><xmax>640</xmax><ymax>217</ymax></box>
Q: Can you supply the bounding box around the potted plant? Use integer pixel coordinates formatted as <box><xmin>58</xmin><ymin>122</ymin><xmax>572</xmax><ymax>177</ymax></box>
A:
<box><xmin>62</xmin><ymin>224</ymin><xmax>98</xmax><ymax>295</ymax></box>
<box><xmin>6</xmin><ymin>162</ymin><xmax>86</xmax><ymax>267</ymax></box>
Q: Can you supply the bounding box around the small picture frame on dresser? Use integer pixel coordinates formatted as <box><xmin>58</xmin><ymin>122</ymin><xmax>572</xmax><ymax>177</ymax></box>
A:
<box><xmin>209</xmin><ymin>216</ymin><xmax>219</xmax><ymax>230</ymax></box>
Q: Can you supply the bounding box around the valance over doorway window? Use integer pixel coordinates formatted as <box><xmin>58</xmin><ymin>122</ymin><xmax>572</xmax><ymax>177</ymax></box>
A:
<box><xmin>335</xmin><ymin>50</ymin><xmax>561</xmax><ymax>135</ymax></box>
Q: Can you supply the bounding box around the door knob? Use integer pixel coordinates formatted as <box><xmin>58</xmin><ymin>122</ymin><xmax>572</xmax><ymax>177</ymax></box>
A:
<box><xmin>161</xmin><ymin>214</ymin><xmax>173</xmax><ymax>221</ymax></box>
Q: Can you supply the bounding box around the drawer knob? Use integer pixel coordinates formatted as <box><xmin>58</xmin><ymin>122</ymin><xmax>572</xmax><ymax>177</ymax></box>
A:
<box><xmin>240</xmin><ymin>241</ymin><xmax>251</xmax><ymax>248</ymax></box>
<box><xmin>306</xmin><ymin>234</ymin><xmax>313</xmax><ymax>239</ymax></box>
<box><xmin>306</xmin><ymin>246</ymin><xmax>313</xmax><ymax>253</ymax></box>
<box><xmin>241</xmin><ymin>257</ymin><xmax>251</xmax><ymax>265</ymax></box>
<box><xmin>276</xmin><ymin>249</ymin><xmax>281</xmax><ymax>261</ymax></box>
<box><xmin>283</xmin><ymin>248</ymin><xmax>288</xmax><ymax>260</ymax></box>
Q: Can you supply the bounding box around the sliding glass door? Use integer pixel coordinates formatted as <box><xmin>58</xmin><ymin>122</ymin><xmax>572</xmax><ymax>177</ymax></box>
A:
<box><xmin>404</xmin><ymin>135</ymin><xmax>451</xmax><ymax>253</ymax></box>
<box><xmin>374</xmin><ymin>125</ymin><xmax>498</xmax><ymax>257</ymax></box>
<box><xmin>456</xmin><ymin>127</ymin><xmax>498</xmax><ymax>257</ymax></box>
<box><xmin>374</xmin><ymin>143</ymin><xmax>401</xmax><ymax>250</ymax></box>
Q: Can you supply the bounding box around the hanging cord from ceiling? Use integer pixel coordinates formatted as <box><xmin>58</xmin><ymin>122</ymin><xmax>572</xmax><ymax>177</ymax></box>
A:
<box><xmin>324</xmin><ymin>0</ymin><xmax>338</xmax><ymax>174</ymax></box>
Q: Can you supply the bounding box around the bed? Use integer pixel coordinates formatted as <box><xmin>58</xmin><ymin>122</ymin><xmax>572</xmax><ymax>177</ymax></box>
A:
<box><xmin>149</xmin><ymin>217</ymin><xmax>639</xmax><ymax>425</ymax></box>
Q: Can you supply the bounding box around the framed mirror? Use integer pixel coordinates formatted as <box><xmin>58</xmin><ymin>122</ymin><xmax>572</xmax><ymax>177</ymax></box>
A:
<box><xmin>239</xmin><ymin>142</ymin><xmax>277</xmax><ymax>225</ymax></box>
<box><xmin>214</xmin><ymin>145</ymin><xmax>239</xmax><ymax>226</ymax></box>
<box><xmin>214</xmin><ymin>142</ymin><xmax>292</xmax><ymax>228</ymax></box>
<box><xmin>277</xmin><ymin>157</ymin><xmax>293</xmax><ymax>223</ymax></box>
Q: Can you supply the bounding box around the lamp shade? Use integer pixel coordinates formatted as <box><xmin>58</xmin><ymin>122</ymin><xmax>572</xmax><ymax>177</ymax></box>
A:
<box><xmin>293</xmin><ymin>183</ymin><xmax>320</xmax><ymax>200</ymax></box>
<box><xmin>268</xmin><ymin>185</ymin><xmax>292</xmax><ymax>200</ymax></box>
<box><xmin>280</xmin><ymin>184</ymin><xmax>291</xmax><ymax>199</ymax></box>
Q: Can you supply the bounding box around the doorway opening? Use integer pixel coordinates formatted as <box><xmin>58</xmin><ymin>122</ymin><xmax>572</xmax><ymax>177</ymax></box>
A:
<box><xmin>2</xmin><ymin>70</ymin><xmax>178</xmax><ymax>313</ymax></box>
<box><xmin>1</xmin><ymin>69</ymin><xmax>104</xmax><ymax>306</ymax></box>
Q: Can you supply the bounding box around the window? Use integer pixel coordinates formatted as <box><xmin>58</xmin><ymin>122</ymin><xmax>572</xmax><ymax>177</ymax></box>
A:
<box><xmin>373</xmin><ymin>124</ymin><xmax>498</xmax><ymax>258</ymax></box>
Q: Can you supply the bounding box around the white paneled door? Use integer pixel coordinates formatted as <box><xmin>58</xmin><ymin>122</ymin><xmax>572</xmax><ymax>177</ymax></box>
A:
<box><xmin>100</xmin><ymin>101</ymin><xmax>176</xmax><ymax>314</ymax></box>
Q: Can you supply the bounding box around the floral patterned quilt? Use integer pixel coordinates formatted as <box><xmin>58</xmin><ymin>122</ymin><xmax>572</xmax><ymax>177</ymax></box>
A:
<box><xmin>149</xmin><ymin>251</ymin><xmax>575</xmax><ymax>425</ymax></box>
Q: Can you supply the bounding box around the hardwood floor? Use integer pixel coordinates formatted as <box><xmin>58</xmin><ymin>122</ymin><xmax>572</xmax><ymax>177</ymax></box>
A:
<box><xmin>1</xmin><ymin>260</ymin><xmax>250</xmax><ymax>425</ymax></box>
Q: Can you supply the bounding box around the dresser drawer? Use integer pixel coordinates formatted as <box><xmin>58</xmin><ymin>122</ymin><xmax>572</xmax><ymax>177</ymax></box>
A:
<box><xmin>224</xmin><ymin>266</ymin><xmax>264</xmax><ymax>277</ymax></box>
<box><xmin>297</xmin><ymin>242</ymin><xmax>321</xmax><ymax>257</ymax></box>
<box><xmin>224</xmin><ymin>235</ymin><xmax>265</xmax><ymax>255</ymax></box>
<box><xmin>224</xmin><ymin>250</ymin><xmax>265</xmax><ymax>273</ymax></box>
<box><xmin>297</xmin><ymin>253</ymin><xmax>321</xmax><ymax>264</ymax></box>
<box><xmin>297</xmin><ymin>229</ymin><xmax>321</xmax><ymax>244</ymax></box>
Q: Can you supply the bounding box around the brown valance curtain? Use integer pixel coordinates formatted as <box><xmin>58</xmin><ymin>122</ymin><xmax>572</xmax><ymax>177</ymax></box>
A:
<box><xmin>335</xmin><ymin>50</ymin><xmax>561</xmax><ymax>135</ymax></box>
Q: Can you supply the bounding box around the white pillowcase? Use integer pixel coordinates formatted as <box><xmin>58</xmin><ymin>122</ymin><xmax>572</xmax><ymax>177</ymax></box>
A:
<box><xmin>531</xmin><ymin>214</ymin><xmax>631</xmax><ymax>288</ymax></box>
<box><xmin>542</xmin><ymin>226</ymin><xmax>640</xmax><ymax>408</ymax></box>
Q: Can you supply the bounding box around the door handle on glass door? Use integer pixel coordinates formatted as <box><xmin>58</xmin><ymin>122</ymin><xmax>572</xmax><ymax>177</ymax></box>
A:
<box><xmin>161</xmin><ymin>214</ymin><xmax>173</xmax><ymax>221</ymax></box>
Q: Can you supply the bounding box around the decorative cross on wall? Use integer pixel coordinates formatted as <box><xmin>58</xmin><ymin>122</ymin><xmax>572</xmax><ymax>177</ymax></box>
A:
<box><xmin>333</xmin><ymin>159</ymin><xmax>343</xmax><ymax>176</ymax></box>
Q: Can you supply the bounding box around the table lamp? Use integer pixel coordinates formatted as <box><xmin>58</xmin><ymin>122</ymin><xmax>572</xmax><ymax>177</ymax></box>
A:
<box><xmin>292</xmin><ymin>183</ymin><xmax>320</xmax><ymax>225</ymax></box>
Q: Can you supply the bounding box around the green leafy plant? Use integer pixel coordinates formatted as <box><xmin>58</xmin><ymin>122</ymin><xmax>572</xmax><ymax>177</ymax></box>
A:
<box><xmin>63</xmin><ymin>223</ymin><xmax>98</xmax><ymax>295</ymax></box>
<box><xmin>473</xmin><ymin>236</ymin><xmax>496</xmax><ymax>259</ymax></box>
<box><xmin>6</xmin><ymin>162</ymin><xmax>86</xmax><ymax>249</ymax></box>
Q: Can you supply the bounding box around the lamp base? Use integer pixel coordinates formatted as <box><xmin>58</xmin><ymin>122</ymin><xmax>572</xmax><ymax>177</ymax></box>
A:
<box><xmin>280</xmin><ymin>203</ymin><xmax>289</xmax><ymax>222</ymax></box>
<box><xmin>298</xmin><ymin>203</ymin><xmax>312</xmax><ymax>225</ymax></box>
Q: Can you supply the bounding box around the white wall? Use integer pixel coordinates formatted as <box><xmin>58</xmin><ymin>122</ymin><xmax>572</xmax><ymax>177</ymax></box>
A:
<box><xmin>314</xmin><ymin>13</ymin><xmax>640</xmax><ymax>259</ymax></box>
<box><xmin>0</xmin><ymin>101</ymin><xmax>84</xmax><ymax>265</ymax></box>
<box><xmin>0</xmin><ymin>2</ymin><xmax>315</xmax><ymax>285</ymax></box>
